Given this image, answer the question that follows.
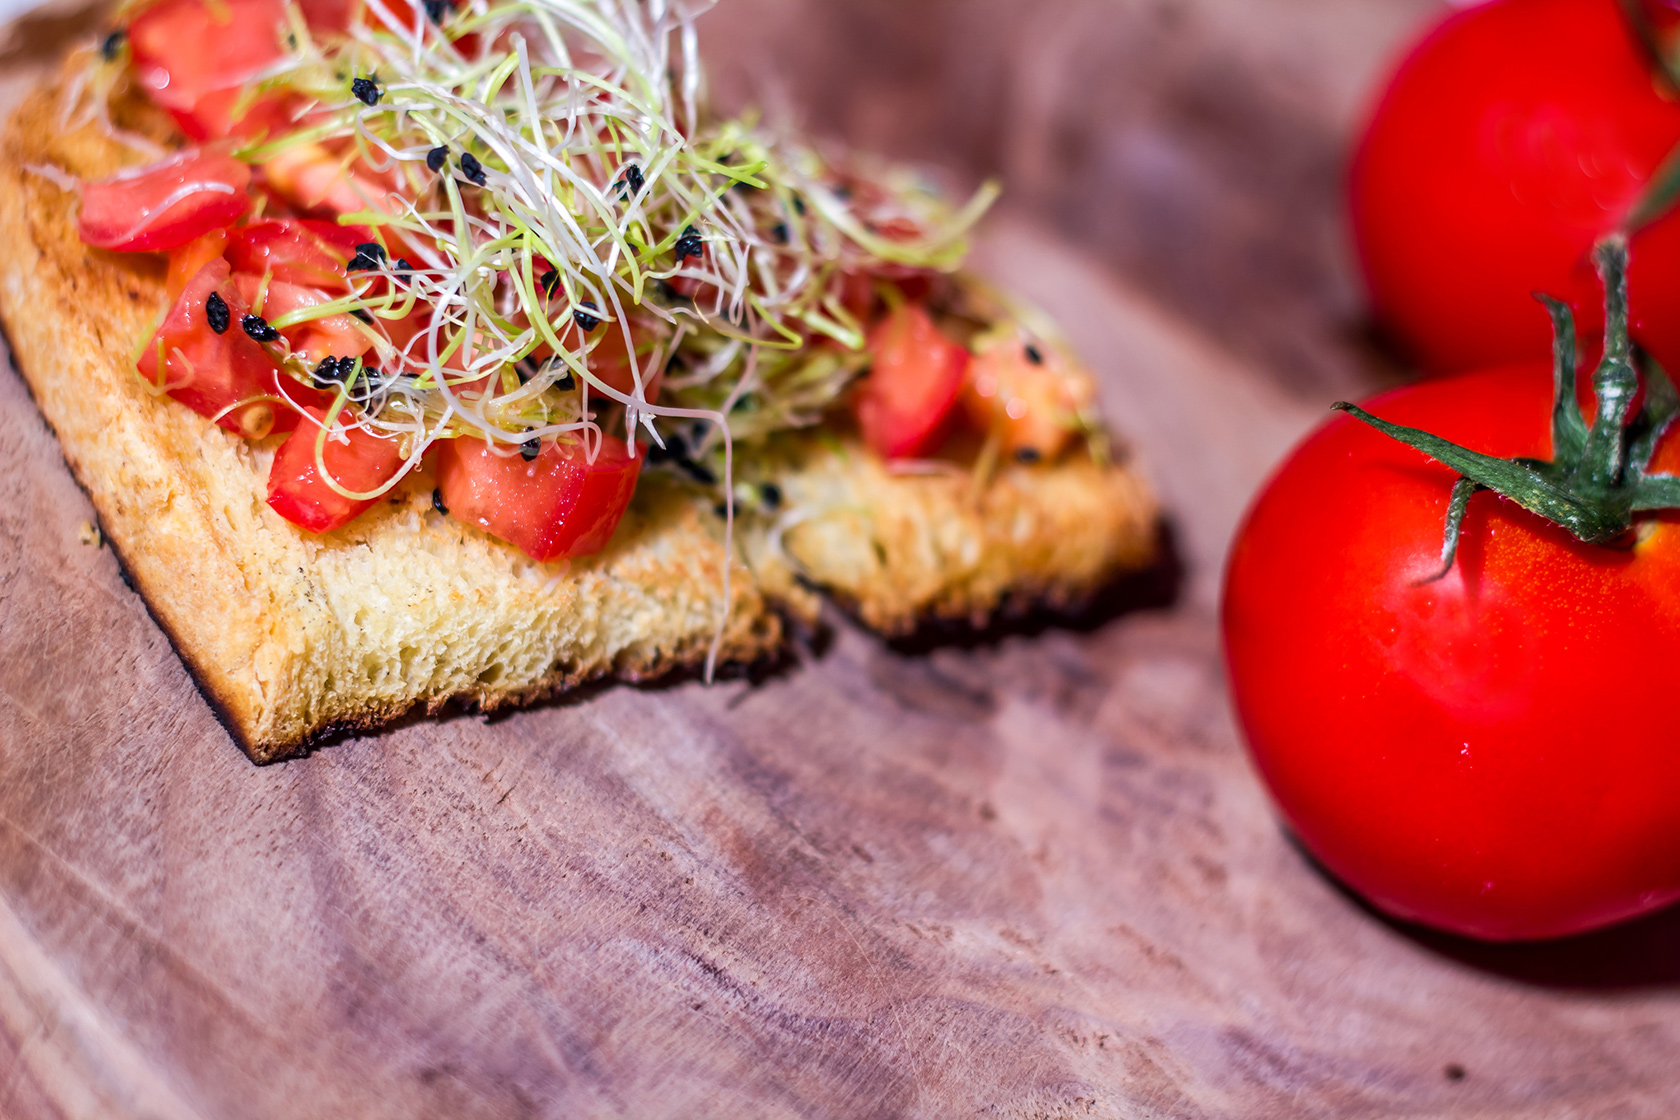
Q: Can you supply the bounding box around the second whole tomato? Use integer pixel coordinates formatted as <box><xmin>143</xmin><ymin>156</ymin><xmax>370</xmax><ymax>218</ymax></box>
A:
<box><xmin>1223</xmin><ymin>363</ymin><xmax>1680</xmax><ymax>941</ymax></box>
<box><xmin>1351</xmin><ymin>0</ymin><xmax>1680</xmax><ymax>375</ymax></box>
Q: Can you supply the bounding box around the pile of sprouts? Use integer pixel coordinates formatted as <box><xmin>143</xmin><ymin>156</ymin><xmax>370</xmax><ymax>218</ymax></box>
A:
<box><xmin>148</xmin><ymin>0</ymin><xmax>997</xmax><ymax>489</ymax></box>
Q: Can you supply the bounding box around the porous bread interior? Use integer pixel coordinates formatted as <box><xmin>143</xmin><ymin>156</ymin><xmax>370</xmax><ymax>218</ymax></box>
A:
<box><xmin>0</xmin><ymin>63</ymin><xmax>1159</xmax><ymax>760</ymax></box>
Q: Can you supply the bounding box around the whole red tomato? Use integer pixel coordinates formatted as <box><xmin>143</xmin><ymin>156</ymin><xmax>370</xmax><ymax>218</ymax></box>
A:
<box><xmin>1350</xmin><ymin>0</ymin><xmax>1680</xmax><ymax>375</ymax></box>
<box><xmin>1222</xmin><ymin>364</ymin><xmax>1680</xmax><ymax>940</ymax></box>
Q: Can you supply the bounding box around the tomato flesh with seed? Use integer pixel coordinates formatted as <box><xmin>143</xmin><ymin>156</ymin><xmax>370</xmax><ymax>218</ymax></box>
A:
<box><xmin>853</xmin><ymin>302</ymin><xmax>968</xmax><ymax>459</ymax></box>
<box><xmin>137</xmin><ymin>258</ymin><xmax>312</xmax><ymax>437</ymax></box>
<box><xmin>1223</xmin><ymin>363</ymin><xmax>1680</xmax><ymax>940</ymax></box>
<box><xmin>267</xmin><ymin>407</ymin><xmax>407</xmax><ymax>532</ymax></box>
<box><xmin>1351</xmin><ymin>0</ymin><xmax>1680</xmax><ymax>375</ymax></box>
<box><xmin>79</xmin><ymin>151</ymin><xmax>252</xmax><ymax>252</ymax></box>
<box><xmin>435</xmin><ymin>435</ymin><xmax>642</xmax><ymax>561</ymax></box>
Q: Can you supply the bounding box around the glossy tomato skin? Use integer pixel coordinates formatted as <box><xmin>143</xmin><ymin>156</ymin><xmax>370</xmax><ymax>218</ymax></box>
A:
<box><xmin>78</xmin><ymin>150</ymin><xmax>252</xmax><ymax>252</ymax></box>
<box><xmin>1351</xmin><ymin>0</ymin><xmax>1680</xmax><ymax>375</ymax></box>
<box><xmin>137</xmin><ymin>258</ymin><xmax>313</xmax><ymax>437</ymax></box>
<box><xmin>435</xmin><ymin>435</ymin><xmax>642</xmax><ymax>561</ymax></box>
<box><xmin>225</xmin><ymin>220</ymin><xmax>367</xmax><ymax>290</ymax></box>
<box><xmin>853</xmin><ymin>303</ymin><xmax>969</xmax><ymax>459</ymax></box>
<box><xmin>266</xmin><ymin>407</ymin><xmax>407</xmax><ymax>532</ymax></box>
<box><xmin>128</xmin><ymin>0</ymin><xmax>293</xmax><ymax>139</ymax></box>
<box><xmin>1223</xmin><ymin>365</ymin><xmax>1680</xmax><ymax>940</ymax></box>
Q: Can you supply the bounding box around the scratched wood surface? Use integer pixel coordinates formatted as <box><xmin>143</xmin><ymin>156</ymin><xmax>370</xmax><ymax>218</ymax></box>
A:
<box><xmin>6</xmin><ymin>2</ymin><xmax>1680</xmax><ymax>1117</ymax></box>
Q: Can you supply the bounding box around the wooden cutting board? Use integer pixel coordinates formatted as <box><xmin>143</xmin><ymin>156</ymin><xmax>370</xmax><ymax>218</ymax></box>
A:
<box><xmin>5</xmin><ymin>5</ymin><xmax>1680</xmax><ymax>1118</ymax></box>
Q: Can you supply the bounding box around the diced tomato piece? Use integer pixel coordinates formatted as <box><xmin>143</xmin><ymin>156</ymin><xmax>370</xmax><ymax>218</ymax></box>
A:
<box><xmin>435</xmin><ymin>434</ymin><xmax>643</xmax><ymax>561</ymax></box>
<box><xmin>166</xmin><ymin>228</ymin><xmax>229</xmax><ymax>301</ymax></box>
<box><xmin>136</xmin><ymin>258</ymin><xmax>315</xmax><ymax>437</ymax></box>
<box><xmin>233</xmin><ymin>273</ymin><xmax>372</xmax><ymax>363</ymax></box>
<box><xmin>226</xmin><ymin>219</ymin><xmax>367</xmax><ymax>289</ymax></box>
<box><xmin>78</xmin><ymin>150</ymin><xmax>252</xmax><ymax>252</ymax></box>
<box><xmin>959</xmin><ymin>336</ymin><xmax>1096</xmax><ymax>461</ymax></box>
<box><xmin>266</xmin><ymin>407</ymin><xmax>407</xmax><ymax>532</ymax></box>
<box><xmin>190</xmin><ymin>90</ymin><xmax>308</xmax><ymax>144</ymax></box>
<box><xmin>259</xmin><ymin>143</ymin><xmax>400</xmax><ymax>216</ymax></box>
<box><xmin>299</xmin><ymin>0</ymin><xmax>358</xmax><ymax>34</ymax></box>
<box><xmin>575</xmin><ymin>315</ymin><xmax>663</xmax><ymax>402</ymax></box>
<box><xmin>852</xmin><ymin>302</ymin><xmax>969</xmax><ymax>459</ymax></box>
<box><xmin>129</xmin><ymin>0</ymin><xmax>289</xmax><ymax>134</ymax></box>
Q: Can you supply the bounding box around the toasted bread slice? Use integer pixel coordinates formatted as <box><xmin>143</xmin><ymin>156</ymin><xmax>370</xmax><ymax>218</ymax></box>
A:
<box><xmin>0</xmin><ymin>66</ymin><xmax>1158</xmax><ymax>760</ymax></box>
<box><xmin>746</xmin><ymin>440</ymin><xmax>1157</xmax><ymax>635</ymax></box>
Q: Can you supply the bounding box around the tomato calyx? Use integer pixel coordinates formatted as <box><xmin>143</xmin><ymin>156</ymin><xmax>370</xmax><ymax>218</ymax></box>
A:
<box><xmin>1336</xmin><ymin>236</ymin><xmax>1680</xmax><ymax>578</ymax></box>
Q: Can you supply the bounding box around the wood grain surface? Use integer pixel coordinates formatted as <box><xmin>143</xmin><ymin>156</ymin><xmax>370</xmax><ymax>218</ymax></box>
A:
<box><xmin>5</xmin><ymin>2</ymin><xmax>1680</xmax><ymax>1117</ymax></box>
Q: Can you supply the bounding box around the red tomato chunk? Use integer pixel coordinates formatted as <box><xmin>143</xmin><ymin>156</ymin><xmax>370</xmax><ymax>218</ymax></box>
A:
<box><xmin>853</xmin><ymin>302</ymin><xmax>968</xmax><ymax>460</ymax></box>
<box><xmin>266</xmin><ymin>407</ymin><xmax>408</xmax><ymax>533</ymax></box>
<box><xmin>435</xmin><ymin>435</ymin><xmax>642</xmax><ymax>561</ymax></box>
<box><xmin>225</xmin><ymin>220</ymin><xmax>366</xmax><ymax>290</ymax></box>
<box><xmin>129</xmin><ymin>0</ymin><xmax>293</xmax><ymax>140</ymax></box>
<box><xmin>136</xmin><ymin>258</ymin><xmax>308</xmax><ymax>438</ymax></box>
<box><xmin>78</xmin><ymin>150</ymin><xmax>252</xmax><ymax>252</ymax></box>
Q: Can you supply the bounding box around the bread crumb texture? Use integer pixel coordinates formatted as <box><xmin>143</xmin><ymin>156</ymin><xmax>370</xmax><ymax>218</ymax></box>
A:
<box><xmin>0</xmin><ymin>68</ymin><xmax>1158</xmax><ymax>759</ymax></box>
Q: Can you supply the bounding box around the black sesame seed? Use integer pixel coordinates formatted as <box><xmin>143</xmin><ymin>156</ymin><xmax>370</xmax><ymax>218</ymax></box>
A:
<box><xmin>1014</xmin><ymin>447</ymin><xmax>1043</xmax><ymax>464</ymax></box>
<box><xmin>769</xmin><ymin>222</ymin><xmax>788</xmax><ymax>244</ymax></box>
<box><xmin>791</xmin><ymin>194</ymin><xmax>806</xmax><ymax>216</ymax></box>
<box><xmin>713</xmin><ymin>503</ymin><xmax>729</xmax><ymax>518</ymax></box>
<box><xmin>312</xmin><ymin>356</ymin><xmax>346</xmax><ymax>388</ymax></box>
<box><xmin>553</xmin><ymin>370</ymin><xmax>575</xmax><ymax>391</ymax></box>
<box><xmin>458</xmin><ymin>151</ymin><xmax>486</xmax><ymax>186</ymax></box>
<box><xmin>241</xmin><ymin>314</ymin><xmax>278</xmax><ymax>342</ymax></box>
<box><xmin>394</xmin><ymin>257</ymin><xmax>412</xmax><ymax>273</ymax></box>
<box><xmin>205</xmin><ymin>291</ymin><xmax>230</xmax><ymax>335</ymax></box>
<box><xmin>423</xmin><ymin>0</ymin><xmax>453</xmax><ymax>23</ymax></box>
<box><xmin>759</xmin><ymin>481</ymin><xmax>782</xmax><ymax>509</ymax></box>
<box><xmin>350</xmin><ymin>308</ymin><xmax>373</xmax><ymax>323</ymax></box>
<box><xmin>1024</xmin><ymin>343</ymin><xmax>1043</xmax><ymax>365</ymax></box>
<box><xmin>572</xmin><ymin>301</ymin><xmax>601</xmax><ymax>332</ymax></box>
<box><xmin>356</xmin><ymin>241</ymin><xmax>387</xmax><ymax>262</ymax></box>
<box><xmin>347</xmin><ymin>252</ymin><xmax>379</xmax><ymax>272</ymax></box>
<box><xmin>673</xmin><ymin>224</ymin><xmax>702</xmax><ymax>261</ymax></box>
<box><xmin>539</xmin><ymin>268</ymin><xmax>559</xmax><ymax>297</ymax></box>
<box><xmin>351</xmin><ymin>76</ymin><xmax>381</xmax><ymax>106</ymax></box>
<box><xmin>432</xmin><ymin>488</ymin><xmax>448</xmax><ymax>515</ymax></box>
<box><xmin>617</xmin><ymin>164</ymin><xmax>644</xmax><ymax>198</ymax></box>
<box><xmin>100</xmin><ymin>29</ymin><xmax>126</xmax><ymax>60</ymax></box>
<box><xmin>521</xmin><ymin>438</ymin><xmax>541</xmax><ymax>461</ymax></box>
<box><xmin>426</xmin><ymin>145</ymin><xmax>448</xmax><ymax>173</ymax></box>
<box><xmin>677</xmin><ymin>457</ymin><xmax>715</xmax><ymax>485</ymax></box>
